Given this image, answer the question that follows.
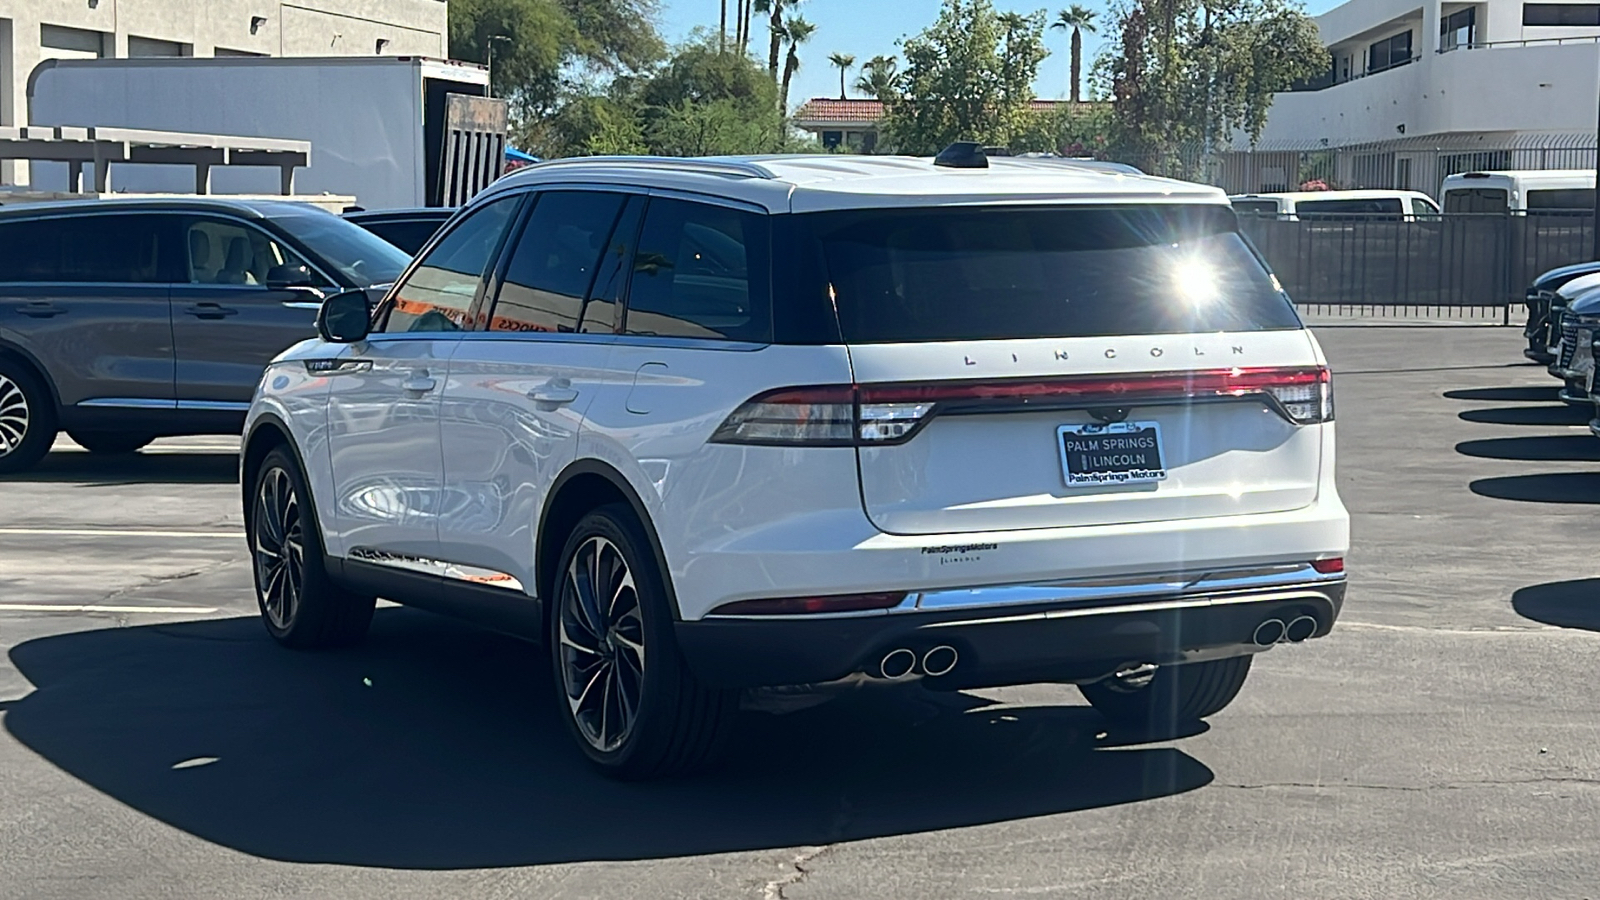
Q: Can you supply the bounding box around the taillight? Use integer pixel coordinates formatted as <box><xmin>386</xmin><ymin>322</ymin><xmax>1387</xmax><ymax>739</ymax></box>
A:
<box><xmin>710</xmin><ymin>366</ymin><xmax>1334</xmax><ymax>447</ymax></box>
<box><xmin>707</xmin><ymin>386</ymin><xmax>856</xmax><ymax>446</ymax></box>
<box><xmin>1311</xmin><ymin>557</ymin><xmax>1345</xmax><ymax>574</ymax></box>
<box><xmin>709</xmin><ymin>591</ymin><xmax>908</xmax><ymax>615</ymax></box>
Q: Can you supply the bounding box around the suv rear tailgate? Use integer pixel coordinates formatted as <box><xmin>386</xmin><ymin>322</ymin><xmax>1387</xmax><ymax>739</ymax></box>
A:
<box><xmin>848</xmin><ymin>331</ymin><xmax>1324</xmax><ymax>535</ymax></box>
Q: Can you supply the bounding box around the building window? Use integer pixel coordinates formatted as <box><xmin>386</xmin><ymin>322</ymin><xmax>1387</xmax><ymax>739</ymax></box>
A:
<box><xmin>1367</xmin><ymin>31</ymin><xmax>1413</xmax><ymax>74</ymax></box>
<box><xmin>1440</xmin><ymin>8</ymin><xmax>1476</xmax><ymax>50</ymax></box>
<box><xmin>40</xmin><ymin>24</ymin><xmax>107</xmax><ymax>59</ymax></box>
<box><xmin>821</xmin><ymin>130</ymin><xmax>843</xmax><ymax>149</ymax></box>
<box><xmin>1523</xmin><ymin>3</ymin><xmax>1600</xmax><ymax>24</ymax></box>
<box><xmin>128</xmin><ymin>36</ymin><xmax>189</xmax><ymax>58</ymax></box>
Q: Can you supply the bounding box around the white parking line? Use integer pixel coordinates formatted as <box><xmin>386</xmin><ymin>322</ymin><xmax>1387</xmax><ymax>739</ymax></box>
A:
<box><xmin>0</xmin><ymin>604</ymin><xmax>220</xmax><ymax>614</ymax></box>
<box><xmin>0</xmin><ymin>528</ymin><xmax>242</xmax><ymax>538</ymax></box>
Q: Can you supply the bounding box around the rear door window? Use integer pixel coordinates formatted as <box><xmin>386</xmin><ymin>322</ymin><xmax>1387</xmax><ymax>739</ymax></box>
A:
<box><xmin>488</xmin><ymin>191</ymin><xmax>627</xmax><ymax>333</ymax></box>
<box><xmin>803</xmin><ymin>204</ymin><xmax>1299</xmax><ymax>343</ymax></box>
<box><xmin>0</xmin><ymin>214</ymin><xmax>169</xmax><ymax>283</ymax></box>
<box><xmin>623</xmin><ymin>198</ymin><xmax>771</xmax><ymax>341</ymax></box>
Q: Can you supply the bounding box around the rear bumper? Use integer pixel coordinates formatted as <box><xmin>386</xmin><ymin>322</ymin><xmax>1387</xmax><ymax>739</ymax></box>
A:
<box><xmin>675</xmin><ymin>574</ymin><xmax>1346</xmax><ymax>690</ymax></box>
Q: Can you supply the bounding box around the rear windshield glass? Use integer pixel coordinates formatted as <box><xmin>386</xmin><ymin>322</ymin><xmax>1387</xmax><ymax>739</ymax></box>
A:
<box><xmin>802</xmin><ymin>205</ymin><xmax>1299</xmax><ymax>343</ymax></box>
<box><xmin>1230</xmin><ymin>200</ymin><xmax>1280</xmax><ymax>215</ymax></box>
<box><xmin>1444</xmin><ymin>187</ymin><xmax>1508</xmax><ymax>213</ymax></box>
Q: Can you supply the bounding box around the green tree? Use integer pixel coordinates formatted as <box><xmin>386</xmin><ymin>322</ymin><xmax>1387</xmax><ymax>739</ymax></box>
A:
<box><xmin>854</xmin><ymin>54</ymin><xmax>898</xmax><ymax>97</ymax></box>
<box><xmin>828</xmin><ymin>52</ymin><xmax>856</xmax><ymax>100</ymax></box>
<box><xmin>878</xmin><ymin>0</ymin><xmax>1049</xmax><ymax>155</ymax></box>
<box><xmin>1050</xmin><ymin>5</ymin><xmax>1098</xmax><ymax>102</ymax></box>
<box><xmin>1098</xmin><ymin>0</ymin><xmax>1323</xmax><ymax>174</ymax></box>
<box><xmin>778</xmin><ymin>17</ymin><xmax>816</xmax><ymax>112</ymax></box>
<box><xmin>1007</xmin><ymin>101</ymin><xmax>1112</xmax><ymax>154</ymax></box>
<box><xmin>450</xmin><ymin>0</ymin><xmax>664</xmax><ymax>121</ymax></box>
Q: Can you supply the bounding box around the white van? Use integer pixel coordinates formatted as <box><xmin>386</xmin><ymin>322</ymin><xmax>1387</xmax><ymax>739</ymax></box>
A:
<box><xmin>1229</xmin><ymin>190</ymin><xmax>1441</xmax><ymax>220</ymax></box>
<box><xmin>1440</xmin><ymin>170</ymin><xmax>1596</xmax><ymax>213</ymax></box>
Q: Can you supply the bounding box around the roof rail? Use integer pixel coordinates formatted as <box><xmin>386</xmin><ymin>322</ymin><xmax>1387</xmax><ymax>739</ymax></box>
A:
<box><xmin>521</xmin><ymin>155</ymin><xmax>776</xmax><ymax>180</ymax></box>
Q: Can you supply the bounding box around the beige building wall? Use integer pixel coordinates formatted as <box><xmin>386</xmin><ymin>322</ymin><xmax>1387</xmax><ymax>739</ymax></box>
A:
<box><xmin>0</xmin><ymin>0</ymin><xmax>448</xmax><ymax>183</ymax></box>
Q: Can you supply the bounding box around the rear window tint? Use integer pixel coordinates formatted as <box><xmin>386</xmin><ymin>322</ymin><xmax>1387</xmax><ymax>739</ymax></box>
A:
<box><xmin>1444</xmin><ymin>188</ymin><xmax>1508</xmax><ymax>213</ymax></box>
<box><xmin>1230</xmin><ymin>200</ymin><xmax>1280</xmax><ymax>215</ymax></box>
<box><xmin>1295</xmin><ymin>197</ymin><xmax>1403</xmax><ymax>216</ymax></box>
<box><xmin>1527</xmin><ymin>188</ymin><xmax>1595</xmax><ymax>211</ymax></box>
<box><xmin>800</xmin><ymin>205</ymin><xmax>1300</xmax><ymax>343</ymax></box>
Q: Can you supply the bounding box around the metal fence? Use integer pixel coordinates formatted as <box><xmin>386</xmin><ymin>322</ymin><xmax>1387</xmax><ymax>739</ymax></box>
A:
<box><xmin>1158</xmin><ymin>134</ymin><xmax>1597</xmax><ymax>198</ymax></box>
<box><xmin>1237</xmin><ymin>212</ymin><xmax>1594</xmax><ymax>317</ymax></box>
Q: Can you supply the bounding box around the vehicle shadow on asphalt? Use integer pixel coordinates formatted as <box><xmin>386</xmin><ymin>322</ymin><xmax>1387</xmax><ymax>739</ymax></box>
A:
<box><xmin>4</xmin><ymin>451</ymin><xmax>238</xmax><ymax>485</ymax></box>
<box><xmin>3</xmin><ymin>609</ymin><xmax>1213</xmax><ymax>868</ymax></box>
<box><xmin>1443</xmin><ymin>386</ymin><xmax>1563</xmax><ymax>403</ymax></box>
<box><xmin>1458</xmin><ymin>406</ymin><xmax>1593</xmax><ymax>427</ymax></box>
<box><xmin>1512</xmin><ymin>579</ymin><xmax>1600</xmax><ymax>632</ymax></box>
<box><xmin>1469</xmin><ymin>472</ymin><xmax>1600</xmax><ymax>504</ymax></box>
<box><xmin>1455</xmin><ymin>436</ymin><xmax>1600</xmax><ymax>462</ymax></box>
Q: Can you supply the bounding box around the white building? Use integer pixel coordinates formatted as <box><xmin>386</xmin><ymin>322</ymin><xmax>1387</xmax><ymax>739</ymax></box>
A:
<box><xmin>0</xmin><ymin>0</ymin><xmax>448</xmax><ymax>184</ymax></box>
<box><xmin>1233</xmin><ymin>0</ymin><xmax>1600</xmax><ymax>193</ymax></box>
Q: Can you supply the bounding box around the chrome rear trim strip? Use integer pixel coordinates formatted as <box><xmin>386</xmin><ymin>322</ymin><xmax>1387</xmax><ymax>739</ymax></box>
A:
<box><xmin>702</xmin><ymin>563</ymin><xmax>1344</xmax><ymax>621</ymax></box>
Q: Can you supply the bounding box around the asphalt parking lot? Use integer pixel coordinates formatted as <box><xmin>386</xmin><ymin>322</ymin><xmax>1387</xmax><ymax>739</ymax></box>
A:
<box><xmin>4</xmin><ymin>323</ymin><xmax>1600</xmax><ymax>899</ymax></box>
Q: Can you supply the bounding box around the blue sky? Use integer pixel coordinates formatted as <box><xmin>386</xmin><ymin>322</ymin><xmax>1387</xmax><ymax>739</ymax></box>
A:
<box><xmin>653</xmin><ymin>0</ymin><xmax>1343</xmax><ymax>109</ymax></box>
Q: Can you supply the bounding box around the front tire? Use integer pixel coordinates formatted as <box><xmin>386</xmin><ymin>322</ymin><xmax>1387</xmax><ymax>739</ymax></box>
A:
<box><xmin>1080</xmin><ymin>656</ymin><xmax>1253</xmax><ymax>732</ymax></box>
<box><xmin>550</xmin><ymin>503</ymin><xmax>737</xmax><ymax>780</ymax></box>
<box><xmin>68</xmin><ymin>431</ymin><xmax>157</xmax><ymax>454</ymax></box>
<box><xmin>0</xmin><ymin>359</ymin><xmax>56</xmax><ymax>475</ymax></box>
<box><xmin>249</xmin><ymin>447</ymin><xmax>375</xmax><ymax>649</ymax></box>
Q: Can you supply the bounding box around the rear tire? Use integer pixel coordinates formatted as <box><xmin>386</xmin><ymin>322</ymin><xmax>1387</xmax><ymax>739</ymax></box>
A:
<box><xmin>0</xmin><ymin>358</ymin><xmax>56</xmax><ymax>475</ymax></box>
<box><xmin>68</xmin><ymin>431</ymin><xmax>156</xmax><ymax>455</ymax></box>
<box><xmin>549</xmin><ymin>503</ymin><xmax>738</xmax><ymax>780</ymax></box>
<box><xmin>248</xmin><ymin>447</ymin><xmax>375</xmax><ymax>649</ymax></box>
<box><xmin>1080</xmin><ymin>656</ymin><xmax>1253</xmax><ymax>731</ymax></box>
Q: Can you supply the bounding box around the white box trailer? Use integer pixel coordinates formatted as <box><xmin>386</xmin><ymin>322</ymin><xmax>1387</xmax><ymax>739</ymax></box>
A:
<box><xmin>26</xmin><ymin>56</ymin><xmax>504</xmax><ymax>209</ymax></box>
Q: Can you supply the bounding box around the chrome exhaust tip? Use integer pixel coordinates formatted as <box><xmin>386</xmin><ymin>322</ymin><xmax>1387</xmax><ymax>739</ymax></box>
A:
<box><xmin>1253</xmin><ymin>618</ymin><xmax>1287</xmax><ymax>647</ymax></box>
<box><xmin>878</xmin><ymin>648</ymin><xmax>917</xmax><ymax>680</ymax></box>
<box><xmin>922</xmin><ymin>645</ymin><xmax>959</xmax><ymax>677</ymax></box>
<box><xmin>1110</xmin><ymin>662</ymin><xmax>1159</xmax><ymax>691</ymax></box>
<box><xmin>1285</xmin><ymin>615</ymin><xmax>1319</xmax><ymax>643</ymax></box>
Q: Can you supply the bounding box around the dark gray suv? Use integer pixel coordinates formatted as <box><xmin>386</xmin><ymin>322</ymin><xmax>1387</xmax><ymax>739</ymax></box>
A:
<box><xmin>0</xmin><ymin>198</ymin><xmax>410</xmax><ymax>473</ymax></box>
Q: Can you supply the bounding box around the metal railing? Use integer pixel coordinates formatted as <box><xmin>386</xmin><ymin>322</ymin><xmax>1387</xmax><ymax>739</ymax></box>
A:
<box><xmin>1237</xmin><ymin>211</ymin><xmax>1594</xmax><ymax>319</ymax></box>
<box><xmin>1438</xmin><ymin>34</ymin><xmax>1600</xmax><ymax>51</ymax></box>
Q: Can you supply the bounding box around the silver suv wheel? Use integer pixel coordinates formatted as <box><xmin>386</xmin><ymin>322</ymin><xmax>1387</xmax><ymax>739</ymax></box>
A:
<box><xmin>558</xmin><ymin>535</ymin><xmax>646</xmax><ymax>753</ymax></box>
<box><xmin>0</xmin><ymin>373</ymin><xmax>30</xmax><ymax>459</ymax></box>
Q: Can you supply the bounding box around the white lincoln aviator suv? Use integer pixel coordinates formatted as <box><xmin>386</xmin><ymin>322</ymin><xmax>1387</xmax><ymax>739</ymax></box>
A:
<box><xmin>242</xmin><ymin>146</ymin><xmax>1349</xmax><ymax>779</ymax></box>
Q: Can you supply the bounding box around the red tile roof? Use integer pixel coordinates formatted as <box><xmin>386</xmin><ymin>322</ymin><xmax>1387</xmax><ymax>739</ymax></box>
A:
<box><xmin>793</xmin><ymin>97</ymin><xmax>1099</xmax><ymax>125</ymax></box>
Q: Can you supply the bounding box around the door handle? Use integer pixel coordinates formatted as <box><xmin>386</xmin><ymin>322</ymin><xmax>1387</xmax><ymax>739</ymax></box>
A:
<box><xmin>184</xmin><ymin>303</ymin><xmax>239</xmax><ymax>320</ymax></box>
<box><xmin>401</xmin><ymin>370</ymin><xmax>437</xmax><ymax>396</ymax></box>
<box><xmin>15</xmin><ymin>303</ymin><xmax>63</xmax><ymax>318</ymax></box>
<box><xmin>528</xmin><ymin>378</ymin><xmax>579</xmax><ymax>409</ymax></box>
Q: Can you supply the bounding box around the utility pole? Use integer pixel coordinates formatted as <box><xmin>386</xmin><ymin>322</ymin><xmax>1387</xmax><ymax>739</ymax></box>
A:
<box><xmin>486</xmin><ymin>34</ymin><xmax>511</xmax><ymax>100</ymax></box>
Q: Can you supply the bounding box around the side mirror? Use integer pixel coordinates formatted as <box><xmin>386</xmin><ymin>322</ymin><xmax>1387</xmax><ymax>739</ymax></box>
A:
<box><xmin>266</xmin><ymin>263</ymin><xmax>315</xmax><ymax>290</ymax></box>
<box><xmin>316</xmin><ymin>290</ymin><xmax>372</xmax><ymax>343</ymax></box>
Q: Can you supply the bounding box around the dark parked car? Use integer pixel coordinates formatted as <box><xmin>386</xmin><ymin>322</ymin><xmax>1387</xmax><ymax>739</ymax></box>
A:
<box><xmin>343</xmin><ymin>207</ymin><xmax>454</xmax><ymax>255</ymax></box>
<box><xmin>1524</xmin><ymin>260</ymin><xmax>1600</xmax><ymax>364</ymax></box>
<box><xmin>0</xmin><ymin>197</ymin><xmax>409</xmax><ymax>473</ymax></box>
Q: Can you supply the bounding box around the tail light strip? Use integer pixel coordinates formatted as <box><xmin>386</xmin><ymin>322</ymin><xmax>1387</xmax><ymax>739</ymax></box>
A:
<box><xmin>710</xmin><ymin>366</ymin><xmax>1333</xmax><ymax>447</ymax></box>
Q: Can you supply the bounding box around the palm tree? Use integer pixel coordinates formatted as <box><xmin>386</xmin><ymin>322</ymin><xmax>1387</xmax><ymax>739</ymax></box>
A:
<box><xmin>779</xmin><ymin>16</ymin><xmax>815</xmax><ymax>113</ymax></box>
<box><xmin>828</xmin><ymin>52</ymin><xmax>856</xmax><ymax>100</ymax></box>
<box><xmin>1050</xmin><ymin>6</ymin><xmax>1098</xmax><ymax>103</ymax></box>
<box><xmin>854</xmin><ymin>54</ymin><xmax>897</xmax><ymax>98</ymax></box>
<box><xmin>720</xmin><ymin>0</ymin><xmax>728</xmax><ymax>52</ymax></box>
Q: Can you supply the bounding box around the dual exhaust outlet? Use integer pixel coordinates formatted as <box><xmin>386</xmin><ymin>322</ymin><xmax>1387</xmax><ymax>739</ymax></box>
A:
<box><xmin>1253</xmin><ymin>615</ymin><xmax>1319</xmax><ymax>647</ymax></box>
<box><xmin>876</xmin><ymin>645</ymin><xmax>959</xmax><ymax>680</ymax></box>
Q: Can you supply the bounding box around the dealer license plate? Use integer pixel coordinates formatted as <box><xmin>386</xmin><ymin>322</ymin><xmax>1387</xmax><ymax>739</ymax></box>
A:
<box><xmin>1057</xmin><ymin>422</ymin><xmax>1167</xmax><ymax>487</ymax></box>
